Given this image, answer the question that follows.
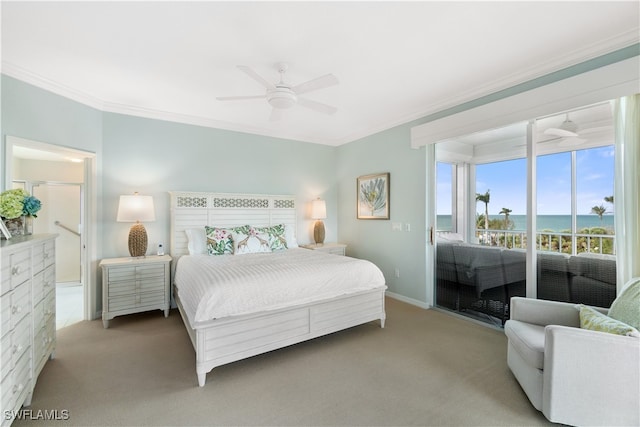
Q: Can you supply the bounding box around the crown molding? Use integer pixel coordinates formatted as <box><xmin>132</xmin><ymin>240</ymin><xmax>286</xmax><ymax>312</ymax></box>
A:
<box><xmin>3</xmin><ymin>30</ymin><xmax>637</xmax><ymax>148</ymax></box>
<box><xmin>1</xmin><ymin>61</ymin><xmax>106</xmax><ymax>111</ymax></box>
<box><xmin>336</xmin><ymin>33</ymin><xmax>639</xmax><ymax>145</ymax></box>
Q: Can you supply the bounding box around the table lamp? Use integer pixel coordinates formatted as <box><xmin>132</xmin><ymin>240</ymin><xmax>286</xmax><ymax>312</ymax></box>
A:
<box><xmin>311</xmin><ymin>198</ymin><xmax>327</xmax><ymax>245</ymax></box>
<box><xmin>117</xmin><ymin>193</ymin><xmax>155</xmax><ymax>257</ymax></box>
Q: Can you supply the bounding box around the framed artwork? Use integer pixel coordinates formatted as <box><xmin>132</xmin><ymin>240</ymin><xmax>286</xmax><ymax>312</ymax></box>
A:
<box><xmin>0</xmin><ymin>219</ymin><xmax>12</xmax><ymax>239</ymax></box>
<box><xmin>357</xmin><ymin>173</ymin><xmax>390</xmax><ymax>219</ymax></box>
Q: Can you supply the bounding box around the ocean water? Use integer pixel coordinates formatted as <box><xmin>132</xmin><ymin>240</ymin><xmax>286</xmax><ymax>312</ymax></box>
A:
<box><xmin>437</xmin><ymin>214</ymin><xmax>614</xmax><ymax>232</ymax></box>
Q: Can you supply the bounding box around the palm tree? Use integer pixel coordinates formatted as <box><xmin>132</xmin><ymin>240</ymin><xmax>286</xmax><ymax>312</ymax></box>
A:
<box><xmin>591</xmin><ymin>205</ymin><xmax>607</xmax><ymax>223</ymax></box>
<box><xmin>499</xmin><ymin>207</ymin><xmax>512</xmax><ymax>229</ymax></box>
<box><xmin>476</xmin><ymin>190</ymin><xmax>490</xmax><ymax>231</ymax></box>
<box><xmin>476</xmin><ymin>190</ymin><xmax>490</xmax><ymax>244</ymax></box>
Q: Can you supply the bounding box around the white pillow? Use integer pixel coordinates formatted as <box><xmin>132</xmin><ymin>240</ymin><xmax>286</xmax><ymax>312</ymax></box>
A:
<box><xmin>285</xmin><ymin>224</ymin><xmax>298</xmax><ymax>248</ymax></box>
<box><xmin>185</xmin><ymin>227</ymin><xmax>207</xmax><ymax>255</ymax></box>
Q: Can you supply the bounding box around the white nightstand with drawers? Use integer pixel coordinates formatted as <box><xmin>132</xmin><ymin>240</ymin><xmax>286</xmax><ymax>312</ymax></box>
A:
<box><xmin>99</xmin><ymin>255</ymin><xmax>171</xmax><ymax>328</ymax></box>
<box><xmin>300</xmin><ymin>243</ymin><xmax>347</xmax><ymax>256</ymax></box>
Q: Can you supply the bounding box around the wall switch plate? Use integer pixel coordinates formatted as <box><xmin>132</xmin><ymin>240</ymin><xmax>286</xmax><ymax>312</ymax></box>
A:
<box><xmin>392</xmin><ymin>222</ymin><xmax>402</xmax><ymax>231</ymax></box>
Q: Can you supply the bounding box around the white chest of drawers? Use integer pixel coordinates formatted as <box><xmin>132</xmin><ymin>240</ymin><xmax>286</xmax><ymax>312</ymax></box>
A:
<box><xmin>100</xmin><ymin>255</ymin><xmax>171</xmax><ymax>328</ymax></box>
<box><xmin>1</xmin><ymin>234</ymin><xmax>57</xmax><ymax>427</ymax></box>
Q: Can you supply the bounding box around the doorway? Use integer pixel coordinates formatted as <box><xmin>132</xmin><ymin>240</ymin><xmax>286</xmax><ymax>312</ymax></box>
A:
<box><xmin>32</xmin><ymin>183</ymin><xmax>84</xmax><ymax>328</ymax></box>
<box><xmin>5</xmin><ymin>135</ymin><xmax>96</xmax><ymax>324</ymax></box>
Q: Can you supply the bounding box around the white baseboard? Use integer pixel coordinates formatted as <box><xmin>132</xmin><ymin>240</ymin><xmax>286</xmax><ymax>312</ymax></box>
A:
<box><xmin>385</xmin><ymin>291</ymin><xmax>432</xmax><ymax>310</ymax></box>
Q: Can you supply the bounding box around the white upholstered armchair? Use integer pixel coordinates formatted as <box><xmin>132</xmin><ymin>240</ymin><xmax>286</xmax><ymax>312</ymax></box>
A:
<box><xmin>505</xmin><ymin>296</ymin><xmax>640</xmax><ymax>426</ymax></box>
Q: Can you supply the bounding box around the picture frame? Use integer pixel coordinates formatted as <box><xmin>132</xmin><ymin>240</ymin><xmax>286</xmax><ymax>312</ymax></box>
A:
<box><xmin>0</xmin><ymin>219</ymin><xmax>12</xmax><ymax>240</ymax></box>
<box><xmin>357</xmin><ymin>173</ymin><xmax>390</xmax><ymax>219</ymax></box>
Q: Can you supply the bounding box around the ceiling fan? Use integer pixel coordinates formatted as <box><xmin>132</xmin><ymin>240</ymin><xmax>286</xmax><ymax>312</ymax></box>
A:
<box><xmin>217</xmin><ymin>62</ymin><xmax>339</xmax><ymax>121</ymax></box>
<box><xmin>541</xmin><ymin>113</ymin><xmax>587</xmax><ymax>146</ymax></box>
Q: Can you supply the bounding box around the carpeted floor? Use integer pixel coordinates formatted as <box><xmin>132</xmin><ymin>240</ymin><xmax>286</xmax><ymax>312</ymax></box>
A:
<box><xmin>13</xmin><ymin>298</ymin><xmax>553</xmax><ymax>426</ymax></box>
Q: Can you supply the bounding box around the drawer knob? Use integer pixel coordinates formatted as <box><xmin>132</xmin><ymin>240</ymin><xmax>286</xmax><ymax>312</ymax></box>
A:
<box><xmin>13</xmin><ymin>383</ymin><xmax>24</xmax><ymax>394</ymax></box>
<box><xmin>11</xmin><ymin>305</ymin><xmax>21</xmax><ymax>314</ymax></box>
<box><xmin>44</xmin><ymin>253</ymin><xmax>50</xmax><ymax>259</ymax></box>
<box><xmin>12</xmin><ymin>344</ymin><xmax>23</xmax><ymax>354</ymax></box>
<box><xmin>11</xmin><ymin>266</ymin><xmax>21</xmax><ymax>275</ymax></box>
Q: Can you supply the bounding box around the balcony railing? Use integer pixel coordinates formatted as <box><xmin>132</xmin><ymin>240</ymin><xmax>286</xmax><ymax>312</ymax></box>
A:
<box><xmin>475</xmin><ymin>229</ymin><xmax>615</xmax><ymax>255</ymax></box>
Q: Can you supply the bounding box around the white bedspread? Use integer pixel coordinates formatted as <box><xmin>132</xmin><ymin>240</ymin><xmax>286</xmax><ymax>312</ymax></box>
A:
<box><xmin>174</xmin><ymin>248</ymin><xmax>386</xmax><ymax>324</ymax></box>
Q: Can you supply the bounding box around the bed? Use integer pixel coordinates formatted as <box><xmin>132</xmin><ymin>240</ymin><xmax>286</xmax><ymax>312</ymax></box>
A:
<box><xmin>169</xmin><ymin>191</ymin><xmax>387</xmax><ymax>386</ymax></box>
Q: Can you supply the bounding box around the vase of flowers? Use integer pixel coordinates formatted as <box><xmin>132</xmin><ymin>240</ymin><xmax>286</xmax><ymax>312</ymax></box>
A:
<box><xmin>0</xmin><ymin>189</ymin><xmax>42</xmax><ymax>237</ymax></box>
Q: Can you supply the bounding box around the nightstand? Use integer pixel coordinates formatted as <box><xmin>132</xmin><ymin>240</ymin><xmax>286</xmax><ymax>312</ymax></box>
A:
<box><xmin>300</xmin><ymin>242</ymin><xmax>347</xmax><ymax>256</ymax></box>
<box><xmin>99</xmin><ymin>254</ymin><xmax>172</xmax><ymax>328</ymax></box>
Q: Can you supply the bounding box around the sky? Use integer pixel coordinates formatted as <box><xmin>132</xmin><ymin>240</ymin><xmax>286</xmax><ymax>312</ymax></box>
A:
<box><xmin>437</xmin><ymin>145</ymin><xmax>615</xmax><ymax>216</ymax></box>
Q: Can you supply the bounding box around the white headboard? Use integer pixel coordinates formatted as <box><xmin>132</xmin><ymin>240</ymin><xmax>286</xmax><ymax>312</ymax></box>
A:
<box><xmin>169</xmin><ymin>191</ymin><xmax>297</xmax><ymax>258</ymax></box>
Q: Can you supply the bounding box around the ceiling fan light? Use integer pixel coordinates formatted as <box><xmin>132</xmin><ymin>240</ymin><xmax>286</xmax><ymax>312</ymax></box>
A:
<box><xmin>267</xmin><ymin>88</ymin><xmax>297</xmax><ymax>109</ymax></box>
<box><xmin>559</xmin><ymin>118</ymin><xmax>578</xmax><ymax>134</ymax></box>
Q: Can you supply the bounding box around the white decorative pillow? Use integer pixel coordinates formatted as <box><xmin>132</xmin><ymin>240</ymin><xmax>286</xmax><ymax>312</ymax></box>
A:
<box><xmin>255</xmin><ymin>224</ymin><xmax>288</xmax><ymax>251</ymax></box>
<box><xmin>205</xmin><ymin>226</ymin><xmax>235</xmax><ymax>255</ymax></box>
<box><xmin>285</xmin><ymin>224</ymin><xmax>298</xmax><ymax>248</ymax></box>
<box><xmin>231</xmin><ymin>225</ymin><xmax>272</xmax><ymax>255</ymax></box>
<box><xmin>185</xmin><ymin>227</ymin><xmax>207</xmax><ymax>255</ymax></box>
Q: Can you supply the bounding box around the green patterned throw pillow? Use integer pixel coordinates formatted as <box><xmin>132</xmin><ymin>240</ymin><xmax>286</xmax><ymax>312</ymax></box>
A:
<box><xmin>204</xmin><ymin>226</ymin><xmax>234</xmax><ymax>255</ymax></box>
<box><xmin>255</xmin><ymin>224</ymin><xmax>288</xmax><ymax>251</ymax></box>
<box><xmin>608</xmin><ymin>277</ymin><xmax>640</xmax><ymax>330</ymax></box>
<box><xmin>579</xmin><ymin>305</ymin><xmax>640</xmax><ymax>337</ymax></box>
<box><xmin>231</xmin><ymin>225</ymin><xmax>272</xmax><ymax>255</ymax></box>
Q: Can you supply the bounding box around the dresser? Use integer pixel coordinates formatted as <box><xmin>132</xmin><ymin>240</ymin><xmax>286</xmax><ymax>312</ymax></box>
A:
<box><xmin>1</xmin><ymin>234</ymin><xmax>57</xmax><ymax>426</ymax></box>
<box><xmin>100</xmin><ymin>255</ymin><xmax>171</xmax><ymax>328</ymax></box>
<box><xmin>300</xmin><ymin>242</ymin><xmax>347</xmax><ymax>256</ymax></box>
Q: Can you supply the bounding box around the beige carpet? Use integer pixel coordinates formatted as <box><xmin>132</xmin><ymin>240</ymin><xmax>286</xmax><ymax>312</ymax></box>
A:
<box><xmin>14</xmin><ymin>298</ymin><xmax>553</xmax><ymax>426</ymax></box>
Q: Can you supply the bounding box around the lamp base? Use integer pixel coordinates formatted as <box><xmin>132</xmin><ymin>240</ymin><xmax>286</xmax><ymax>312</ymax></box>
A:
<box><xmin>128</xmin><ymin>222</ymin><xmax>148</xmax><ymax>257</ymax></box>
<box><xmin>313</xmin><ymin>220</ymin><xmax>325</xmax><ymax>245</ymax></box>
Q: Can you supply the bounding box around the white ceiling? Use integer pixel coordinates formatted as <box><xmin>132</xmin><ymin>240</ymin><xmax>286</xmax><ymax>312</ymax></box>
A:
<box><xmin>2</xmin><ymin>1</ymin><xmax>639</xmax><ymax>147</ymax></box>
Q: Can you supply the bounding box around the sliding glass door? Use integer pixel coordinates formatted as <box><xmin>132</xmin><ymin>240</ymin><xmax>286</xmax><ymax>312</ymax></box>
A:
<box><xmin>431</xmin><ymin>101</ymin><xmax>618</xmax><ymax>326</ymax></box>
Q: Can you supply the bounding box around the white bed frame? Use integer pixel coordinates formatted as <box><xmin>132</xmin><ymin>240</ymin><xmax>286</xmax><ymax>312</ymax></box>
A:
<box><xmin>169</xmin><ymin>191</ymin><xmax>386</xmax><ymax>386</ymax></box>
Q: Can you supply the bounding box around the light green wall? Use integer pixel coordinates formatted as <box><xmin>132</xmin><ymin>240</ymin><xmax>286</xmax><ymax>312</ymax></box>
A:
<box><xmin>1</xmin><ymin>76</ymin><xmax>102</xmax><ymax>161</ymax></box>
<box><xmin>101</xmin><ymin>112</ymin><xmax>338</xmax><ymax>258</ymax></box>
<box><xmin>337</xmin><ymin>122</ymin><xmax>427</xmax><ymax>305</ymax></box>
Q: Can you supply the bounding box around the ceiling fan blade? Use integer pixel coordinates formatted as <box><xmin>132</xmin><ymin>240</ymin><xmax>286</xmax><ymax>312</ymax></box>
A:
<box><xmin>543</xmin><ymin>128</ymin><xmax>579</xmax><ymax>138</ymax></box>
<box><xmin>216</xmin><ymin>95</ymin><xmax>266</xmax><ymax>101</ymax></box>
<box><xmin>237</xmin><ymin>65</ymin><xmax>275</xmax><ymax>90</ymax></box>
<box><xmin>292</xmin><ymin>74</ymin><xmax>339</xmax><ymax>95</ymax></box>
<box><xmin>297</xmin><ymin>98</ymin><xmax>337</xmax><ymax>115</ymax></box>
<box><xmin>269</xmin><ymin>108</ymin><xmax>284</xmax><ymax>122</ymax></box>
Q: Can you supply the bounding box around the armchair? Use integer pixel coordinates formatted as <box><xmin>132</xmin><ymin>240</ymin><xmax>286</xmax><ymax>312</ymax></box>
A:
<box><xmin>505</xmin><ymin>297</ymin><xmax>639</xmax><ymax>426</ymax></box>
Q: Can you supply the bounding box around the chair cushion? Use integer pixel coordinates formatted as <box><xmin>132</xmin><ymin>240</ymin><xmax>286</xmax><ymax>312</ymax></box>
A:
<box><xmin>578</xmin><ymin>305</ymin><xmax>640</xmax><ymax>337</ymax></box>
<box><xmin>504</xmin><ymin>320</ymin><xmax>545</xmax><ymax>370</ymax></box>
<box><xmin>609</xmin><ymin>277</ymin><xmax>640</xmax><ymax>330</ymax></box>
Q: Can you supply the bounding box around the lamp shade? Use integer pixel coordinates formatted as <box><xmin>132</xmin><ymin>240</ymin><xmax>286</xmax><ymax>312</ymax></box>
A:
<box><xmin>117</xmin><ymin>194</ymin><xmax>155</xmax><ymax>222</ymax></box>
<box><xmin>311</xmin><ymin>199</ymin><xmax>327</xmax><ymax>220</ymax></box>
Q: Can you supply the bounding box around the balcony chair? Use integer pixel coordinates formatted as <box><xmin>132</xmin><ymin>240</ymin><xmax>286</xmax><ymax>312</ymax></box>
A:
<box><xmin>504</xmin><ymin>279</ymin><xmax>640</xmax><ymax>426</ymax></box>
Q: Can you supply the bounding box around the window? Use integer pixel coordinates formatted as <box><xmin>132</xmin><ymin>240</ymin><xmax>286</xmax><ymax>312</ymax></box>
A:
<box><xmin>434</xmin><ymin>102</ymin><xmax>619</xmax><ymax>327</ymax></box>
<box><xmin>436</xmin><ymin>162</ymin><xmax>454</xmax><ymax>232</ymax></box>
